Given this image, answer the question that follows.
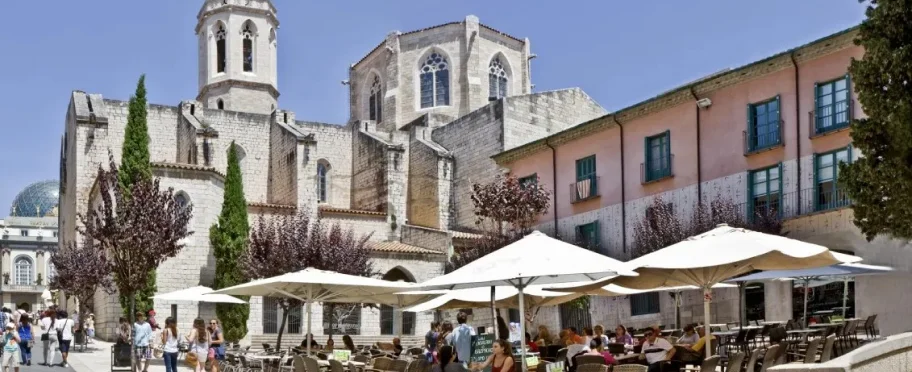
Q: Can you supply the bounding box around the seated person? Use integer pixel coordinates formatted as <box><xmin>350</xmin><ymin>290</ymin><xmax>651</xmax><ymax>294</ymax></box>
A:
<box><xmin>675</xmin><ymin>326</ymin><xmax>714</xmax><ymax>363</ymax></box>
<box><xmin>393</xmin><ymin>337</ymin><xmax>404</xmax><ymax>357</ymax></box>
<box><xmin>585</xmin><ymin>338</ymin><xmax>617</xmax><ymax>365</ymax></box>
<box><xmin>525</xmin><ymin>332</ymin><xmax>539</xmax><ymax>353</ymax></box>
<box><xmin>325</xmin><ymin>337</ymin><xmax>335</xmax><ymax>351</ymax></box>
<box><xmin>640</xmin><ymin>330</ymin><xmax>675</xmax><ymax>372</ymax></box>
<box><xmin>301</xmin><ymin>333</ymin><xmax>320</xmax><ymax>349</ymax></box>
<box><xmin>612</xmin><ymin>325</ymin><xmax>634</xmax><ymax>346</ymax></box>
<box><xmin>676</xmin><ymin>325</ymin><xmax>699</xmax><ymax>345</ymax></box>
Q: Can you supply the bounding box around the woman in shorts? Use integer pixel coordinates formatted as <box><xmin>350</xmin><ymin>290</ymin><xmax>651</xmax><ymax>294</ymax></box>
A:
<box><xmin>2</xmin><ymin>322</ymin><xmax>22</xmax><ymax>372</ymax></box>
<box><xmin>186</xmin><ymin>318</ymin><xmax>210</xmax><ymax>372</ymax></box>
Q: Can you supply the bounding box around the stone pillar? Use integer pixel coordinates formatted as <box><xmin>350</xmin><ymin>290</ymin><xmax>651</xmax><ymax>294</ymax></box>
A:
<box><xmin>0</xmin><ymin>248</ymin><xmax>9</xmax><ymax>286</ymax></box>
<box><xmin>386</xmin><ymin>147</ymin><xmax>407</xmax><ymax>241</ymax></box>
<box><xmin>463</xmin><ymin>15</ymin><xmax>483</xmax><ymax>113</ymax></box>
<box><xmin>764</xmin><ymin>280</ymin><xmax>793</xmax><ymax>321</ymax></box>
<box><xmin>36</xmin><ymin>250</ymin><xmax>47</xmax><ymax>285</ymax></box>
<box><xmin>382</xmin><ymin>32</ymin><xmax>401</xmax><ymax>132</ymax></box>
<box><xmin>522</xmin><ymin>38</ymin><xmax>532</xmax><ymax>94</ymax></box>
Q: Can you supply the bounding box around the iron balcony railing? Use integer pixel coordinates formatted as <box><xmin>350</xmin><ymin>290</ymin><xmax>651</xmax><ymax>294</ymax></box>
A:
<box><xmin>809</xmin><ymin>99</ymin><xmax>854</xmax><ymax>138</ymax></box>
<box><xmin>743</xmin><ymin>120</ymin><xmax>785</xmax><ymax>155</ymax></box>
<box><xmin>726</xmin><ymin>187</ymin><xmax>853</xmax><ymax>223</ymax></box>
<box><xmin>641</xmin><ymin>154</ymin><xmax>674</xmax><ymax>184</ymax></box>
<box><xmin>570</xmin><ymin>176</ymin><xmax>600</xmax><ymax>203</ymax></box>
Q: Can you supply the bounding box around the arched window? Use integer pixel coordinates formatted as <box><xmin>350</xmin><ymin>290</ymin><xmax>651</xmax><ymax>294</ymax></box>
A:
<box><xmin>419</xmin><ymin>52</ymin><xmax>450</xmax><ymax>108</ymax></box>
<box><xmin>380</xmin><ymin>267</ymin><xmax>416</xmax><ymax>335</ymax></box>
<box><xmin>215</xmin><ymin>23</ymin><xmax>227</xmax><ymax>73</ymax></box>
<box><xmin>242</xmin><ymin>21</ymin><xmax>255</xmax><ymax>72</ymax></box>
<box><xmin>317</xmin><ymin>162</ymin><xmax>329</xmax><ymax>203</ymax></box>
<box><xmin>369</xmin><ymin>75</ymin><xmax>383</xmax><ymax>122</ymax></box>
<box><xmin>217</xmin><ymin>99</ymin><xmax>225</xmax><ymax>110</ymax></box>
<box><xmin>14</xmin><ymin>257</ymin><xmax>32</xmax><ymax>286</ymax></box>
<box><xmin>489</xmin><ymin>57</ymin><xmax>508</xmax><ymax>100</ymax></box>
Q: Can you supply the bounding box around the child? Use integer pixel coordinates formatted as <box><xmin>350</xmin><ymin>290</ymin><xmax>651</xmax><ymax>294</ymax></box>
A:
<box><xmin>2</xmin><ymin>322</ymin><xmax>21</xmax><ymax>372</ymax></box>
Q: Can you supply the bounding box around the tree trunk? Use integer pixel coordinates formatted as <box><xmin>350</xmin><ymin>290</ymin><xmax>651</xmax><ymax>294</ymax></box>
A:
<box><xmin>276</xmin><ymin>306</ymin><xmax>289</xmax><ymax>350</ymax></box>
<box><xmin>130</xmin><ymin>295</ymin><xmax>136</xmax><ymax>372</ymax></box>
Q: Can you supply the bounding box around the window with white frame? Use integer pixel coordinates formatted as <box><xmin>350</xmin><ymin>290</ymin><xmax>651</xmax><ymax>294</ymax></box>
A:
<box><xmin>14</xmin><ymin>257</ymin><xmax>32</xmax><ymax>285</ymax></box>
<box><xmin>419</xmin><ymin>52</ymin><xmax>450</xmax><ymax>108</ymax></box>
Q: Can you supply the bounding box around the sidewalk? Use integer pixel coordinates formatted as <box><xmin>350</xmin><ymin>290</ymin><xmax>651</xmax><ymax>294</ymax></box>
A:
<box><xmin>67</xmin><ymin>339</ymin><xmax>174</xmax><ymax>372</ymax></box>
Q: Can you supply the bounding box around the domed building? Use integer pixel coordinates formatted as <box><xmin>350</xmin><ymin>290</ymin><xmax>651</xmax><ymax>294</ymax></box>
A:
<box><xmin>9</xmin><ymin>180</ymin><xmax>59</xmax><ymax>218</ymax></box>
<box><xmin>0</xmin><ymin>181</ymin><xmax>58</xmax><ymax>311</ymax></box>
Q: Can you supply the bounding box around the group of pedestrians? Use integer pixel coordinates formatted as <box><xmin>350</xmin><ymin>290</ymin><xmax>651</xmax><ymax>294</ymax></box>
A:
<box><xmin>116</xmin><ymin>312</ymin><xmax>225</xmax><ymax>372</ymax></box>
<box><xmin>0</xmin><ymin>305</ymin><xmax>76</xmax><ymax>371</ymax></box>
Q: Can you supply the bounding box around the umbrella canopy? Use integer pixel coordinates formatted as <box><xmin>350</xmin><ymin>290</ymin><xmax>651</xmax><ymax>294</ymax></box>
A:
<box><xmin>556</xmin><ymin>224</ymin><xmax>860</xmax><ymax>359</ymax></box>
<box><xmin>401</xmin><ymin>285</ymin><xmax>581</xmax><ymax>313</ymax></box>
<box><xmin>726</xmin><ymin>263</ymin><xmax>893</xmax><ymax>282</ymax></box>
<box><xmin>153</xmin><ymin>286</ymin><xmax>246</xmax><ymax>304</ymax></box>
<box><xmin>728</xmin><ymin>263</ymin><xmax>893</xmax><ymax>323</ymax></box>
<box><xmin>213</xmin><ymin>268</ymin><xmax>435</xmax><ymax>354</ymax></box>
<box><xmin>415</xmin><ymin>231</ymin><xmax>637</xmax><ymax>372</ymax></box>
<box><xmin>548</xmin><ymin>281</ymin><xmax>736</xmax><ymax>296</ymax></box>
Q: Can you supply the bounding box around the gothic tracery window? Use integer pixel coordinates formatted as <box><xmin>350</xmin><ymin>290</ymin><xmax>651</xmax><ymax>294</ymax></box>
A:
<box><xmin>369</xmin><ymin>75</ymin><xmax>382</xmax><ymax>122</ymax></box>
<box><xmin>489</xmin><ymin>57</ymin><xmax>508</xmax><ymax>100</ymax></box>
<box><xmin>215</xmin><ymin>24</ymin><xmax>227</xmax><ymax>73</ymax></box>
<box><xmin>242</xmin><ymin>22</ymin><xmax>254</xmax><ymax>72</ymax></box>
<box><xmin>419</xmin><ymin>52</ymin><xmax>450</xmax><ymax>108</ymax></box>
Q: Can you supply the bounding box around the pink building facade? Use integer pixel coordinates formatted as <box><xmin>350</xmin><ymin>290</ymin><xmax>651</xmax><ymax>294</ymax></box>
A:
<box><xmin>495</xmin><ymin>27</ymin><xmax>912</xmax><ymax>334</ymax></box>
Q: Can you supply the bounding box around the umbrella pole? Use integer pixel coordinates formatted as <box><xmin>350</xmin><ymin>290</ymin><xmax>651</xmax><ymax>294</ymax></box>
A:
<box><xmin>803</xmin><ymin>279</ymin><xmax>809</xmax><ymax>328</ymax></box>
<box><xmin>517</xmin><ymin>283</ymin><xmax>528</xmax><ymax>372</ymax></box>
<box><xmin>842</xmin><ymin>277</ymin><xmax>849</xmax><ymax>318</ymax></box>
<box><xmin>306</xmin><ymin>285</ymin><xmax>312</xmax><ymax>356</ymax></box>
<box><xmin>702</xmin><ymin>287</ymin><xmax>712</xmax><ymax>360</ymax></box>
<box><xmin>738</xmin><ymin>282</ymin><xmax>745</xmax><ymax>328</ymax></box>
<box><xmin>491</xmin><ymin>286</ymin><xmax>498</xmax><ymax>340</ymax></box>
<box><xmin>674</xmin><ymin>292</ymin><xmax>680</xmax><ymax>330</ymax></box>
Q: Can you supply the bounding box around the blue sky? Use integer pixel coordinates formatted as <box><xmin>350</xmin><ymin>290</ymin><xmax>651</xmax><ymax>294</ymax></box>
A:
<box><xmin>0</xmin><ymin>1</ymin><xmax>866</xmax><ymax>216</ymax></box>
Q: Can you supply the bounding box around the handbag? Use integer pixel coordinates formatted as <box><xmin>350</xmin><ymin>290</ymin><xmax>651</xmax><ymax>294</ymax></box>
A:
<box><xmin>186</xmin><ymin>351</ymin><xmax>199</xmax><ymax>367</ymax></box>
<box><xmin>208</xmin><ymin>347</ymin><xmax>216</xmax><ymax>360</ymax></box>
<box><xmin>41</xmin><ymin>333</ymin><xmax>48</xmax><ymax>341</ymax></box>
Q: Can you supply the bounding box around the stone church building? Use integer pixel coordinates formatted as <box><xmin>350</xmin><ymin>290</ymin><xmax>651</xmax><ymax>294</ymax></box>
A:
<box><xmin>59</xmin><ymin>0</ymin><xmax>605</xmax><ymax>344</ymax></box>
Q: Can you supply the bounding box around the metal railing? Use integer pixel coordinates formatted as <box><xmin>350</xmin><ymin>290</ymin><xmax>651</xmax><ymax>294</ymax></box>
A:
<box><xmin>725</xmin><ymin>188</ymin><xmax>853</xmax><ymax>223</ymax></box>
<box><xmin>641</xmin><ymin>154</ymin><xmax>674</xmax><ymax>184</ymax></box>
<box><xmin>570</xmin><ymin>176</ymin><xmax>600</xmax><ymax>203</ymax></box>
<box><xmin>809</xmin><ymin>99</ymin><xmax>853</xmax><ymax>138</ymax></box>
<box><xmin>743</xmin><ymin>120</ymin><xmax>784</xmax><ymax>155</ymax></box>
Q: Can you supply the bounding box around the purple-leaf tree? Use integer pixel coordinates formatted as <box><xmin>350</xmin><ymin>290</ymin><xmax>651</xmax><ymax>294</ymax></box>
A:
<box><xmin>79</xmin><ymin>154</ymin><xmax>193</xmax><ymax>327</ymax></box>
<box><xmin>241</xmin><ymin>211</ymin><xmax>373</xmax><ymax>349</ymax></box>
<box><xmin>49</xmin><ymin>240</ymin><xmax>116</xmax><ymax>323</ymax></box>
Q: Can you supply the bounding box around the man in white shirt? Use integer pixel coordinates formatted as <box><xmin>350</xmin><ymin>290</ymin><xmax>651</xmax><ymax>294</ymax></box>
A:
<box><xmin>640</xmin><ymin>330</ymin><xmax>675</xmax><ymax>372</ymax></box>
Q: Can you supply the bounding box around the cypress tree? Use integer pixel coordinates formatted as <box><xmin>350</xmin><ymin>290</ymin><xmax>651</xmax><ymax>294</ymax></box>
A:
<box><xmin>212</xmin><ymin>142</ymin><xmax>250</xmax><ymax>342</ymax></box>
<box><xmin>118</xmin><ymin>74</ymin><xmax>157</xmax><ymax>316</ymax></box>
<box><xmin>841</xmin><ymin>0</ymin><xmax>912</xmax><ymax>240</ymax></box>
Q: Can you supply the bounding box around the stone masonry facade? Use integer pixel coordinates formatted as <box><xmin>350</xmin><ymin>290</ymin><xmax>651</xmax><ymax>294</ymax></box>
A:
<box><xmin>58</xmin><ymin>0</ymin><xmax>610</xmax><ymax>344</ymax></box>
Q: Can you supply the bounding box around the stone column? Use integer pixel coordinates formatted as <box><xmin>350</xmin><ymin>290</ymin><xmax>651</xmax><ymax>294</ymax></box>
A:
<box><xmin>0</xmin><ymin>248</ymin><xmax>10</xmax><ymax>286</ymax></box>
<box><xmin>463</xmin><ymin>15</ymin><xmax>483</xmax><ymax>113</ymax></box>
<box><xmin>36</xmin><ymin>250</ymin><xmax>47</xmax><ymax>285</ymax></box>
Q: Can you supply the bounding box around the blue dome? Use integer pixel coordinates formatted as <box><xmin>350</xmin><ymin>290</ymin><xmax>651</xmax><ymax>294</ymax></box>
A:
<box><xmin>10</xmin><ymin>181</ymin><xmax>59</xmax><ymax>218</ymax></box>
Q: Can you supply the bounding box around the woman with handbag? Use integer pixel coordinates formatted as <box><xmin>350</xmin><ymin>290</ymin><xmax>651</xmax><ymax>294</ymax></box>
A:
<box><xmin>186</xmin><ymin>318</ymin><xmax>210</xmax><ymax>372</ymax></box>
<box><xmin>38</xmin><ymin>309</ymin><xmax>58</xmax><ymax>366</ymax></box>
<box><xmin>15</xmin><ymin>316</ymin><xmax>30</xmax><ymax>366</ymax></box>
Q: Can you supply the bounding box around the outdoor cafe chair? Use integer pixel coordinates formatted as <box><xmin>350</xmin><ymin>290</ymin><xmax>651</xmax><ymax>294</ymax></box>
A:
<box><xmin>791</xmin><ymin>337</ymin><xmax>821</xmax><ymax>364</ymax></box>
<box><xmin>758</xmin><ymin>345</ymin><xmax>779</xmax><ymax>372</ymax></box>
<box><xmin>535</xmin><ymin>361</ymin><xmax>550</xmax><ymax>372</ymax></box>
<box><xmin>744</xmin><ymin>348</ymin><xmax>763</xmax><ymax>372</ymax></box>
<box><xmin>575</xmin><ymin>364</ymin><xmax>607</xmax><ymax>372</ymax></box>
<box><xmin>329</xmin><ymin>359</ymin><xmax>346</xmax><ymax>372</ymax></box>
<box><xmin>293</xmin><ymin>356</ymin><xmax>307</xmax><ymax>372</ymax></box>
<box><xmin>775</xmin><ymin>340</ymin><xmax>794</xmax><ymax>364</ymax></box>
<box><xmin>864</xmin><ymin>314</ymin><xmax>879</xmax><ymax>338</ymax></box>
<box><xmin>612</xmin><ymin>365</ymin><xmax>647</xmax><ymax>372</ymax></box>
<box><xmin>574</xmin><ymin>354</ymin><xmax>606</xmax><ymax>366</ymax></box>
<box><xmin>820</xmin><ymin>335</ymin><xmax>836</xmax><ymax>363</ymax></box>
<box><xmin>724</xmin><ymin>351</ymin><xmax>745</xmax><ymax>372</ymax></box>
<box><xmin>390</xmin><ymin>359</ymin><xmax>409</xmax><ymax>372</ymax></box>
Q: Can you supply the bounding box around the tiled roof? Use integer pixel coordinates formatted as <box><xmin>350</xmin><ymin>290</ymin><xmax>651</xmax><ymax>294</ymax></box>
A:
<box><xmin>451</xmin><ymin>231</ymin><xmax>484</xmax><ymax>240</ymax></box>
<box><xmin>368</xmin><ymin>241</ymin><xmax>443</xmax><ymax>255</ymax></box>
<box><xmin>318</xmin><ymin>206</ymin><xmax>386</xmax><ymax>217</ymax></box>
<box><xmin>151</xmin><ymin>162</ymin><xmax>225</xmax><ymax>178</ymax></box>
<box><xmin>248</xmin><ymin>202</ymin><xmax>296</xmax><ymax>210</ymax></box>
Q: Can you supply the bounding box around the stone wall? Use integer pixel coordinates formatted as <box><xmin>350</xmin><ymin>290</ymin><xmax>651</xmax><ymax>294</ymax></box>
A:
<box><xmin>400</xmin><ymin>225</ymin><xmax>450</xmax><ymax>254</ymax></box>
<box><xmin>407</xmin><ymin>126</ymin><xmax>442</xmax><ymax>229</ymax></box>
<box><xmin>501</xmin><ymin>88</ymin><xmax>607</xmax><ymax>151</ymax></box>
<box><xmin>770</xmin><ymin>332</ymin><xmax>912</xmax><ymax>371</ymax></box>
<box><xmin>268</xmin><ymin>119</ymin><xmax>299</xmax><ymax>205</ymax></box>
<box><xmin>352</xmin><ymin>125</ymin><xmax>391</xmax><ymax>213</ymax></box>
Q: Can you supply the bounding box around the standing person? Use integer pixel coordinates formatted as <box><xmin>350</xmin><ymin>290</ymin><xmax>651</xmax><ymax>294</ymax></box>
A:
<box><xmin>186</xmin><ymin>318</ymin><xmax>210</xmax><ymax>372</ymax></box>
<box><xmin>425</xmin><ymin>321</ymin><xmax>440</xmax><ymax>351</ymax></box>
<box><xmin>116</xmin><ymin>317</ymin><xmax>132</xmax><ymax>345</ymax></box>
<box><xmin>160</xmin><ymin>317</ymin><xmax>179</xmax><ymax>372</ymax></box>
<box><xmin>438</xmin><ymin>321</ymin><xmax>453</xmax><ymax>348</ymax></box>
<box><xmin>2</xmin><ymin>323</ymin><xmax>21</xmax><ymax>372</ymax></box>
<box><xmin>16</xmin><ymin>316</ymin><xmax>31</xmax><ymax>366</ymax></box>
<box><xmin>147</xmin><ymin>310</ymin><xmax>160</xmax><ymax>331</ymax></box>
<box><xmin>469</xmin><ymin>339</ymin><xmax>513</xmax><ymax>372</ymax></box>
<box><xmin>432</xmin><ymin>345</ymin><xmax>467</xmax><ymax>372</ymax></box>
<box><xmin>445</xmin><ymin>312</ymin><xmax>476</xmax><ymax>366</ymax></box>
<box><xmin>132</xmin><ymin>311</ymin><xmax>153</xmax><ymax>372</ymax></box>
<box><xmin>39</xmin><ymin>309</ymin><xmax>58</xmax><ymax>367</ymax></box>
<box><xmin>55</xmin><ymin>310</ymin><xmax>75</xmax><ymax>368</ymax></box>
<box><xmin>208</xmin><ymin>319</ymin><xmax>225</xmax><ymax>372</ymax></box>
<box><xmin>85</xmin><ymin>314</ymin><xmax>95</xmax><ymax>343</ymax></box>
<box><xmin>639</xmin><ymin>330</ymin><xmax>674</xmax><ymax>372</ymax></box>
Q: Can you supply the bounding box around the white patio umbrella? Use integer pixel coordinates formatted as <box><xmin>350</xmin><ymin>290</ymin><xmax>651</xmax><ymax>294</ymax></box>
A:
<box><xmin>401</xmin><ymin>285</ymin><xmax>582</xmax><ymax>313</ymax></box>
<box><xmin>553</xmin><ymin>224</ymin><xmax>861</xmax><ymax>359</ymax></box>
<box><xmin>153</xmin><ymin>286</ymin><xmax>247</xmax><ymax>304</ymax></box>
<box><xmin>416</xmin><ymin>231</ymin><xmax>638</xmax><ymax>372</ymax></box>
<box><xmin>212</xmin><ymin>268</ymin><xmax>434</xmax><ymax>354</ymax></box>
<box><xmin>727</xmin><ymin>263</ymin><xmax>893</xmax><ymax>326</ymax></box>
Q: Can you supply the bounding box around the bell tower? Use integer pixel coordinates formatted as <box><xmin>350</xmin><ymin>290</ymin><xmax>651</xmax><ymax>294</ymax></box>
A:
<box><xmin>196</xmin><ymin>0</ymin><xmax>279</xmax><ymax>114</ymax></box>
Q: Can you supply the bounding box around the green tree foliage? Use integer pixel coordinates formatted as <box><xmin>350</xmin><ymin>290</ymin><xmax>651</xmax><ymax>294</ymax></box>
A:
<box><xmin>212</xmin><ymin>142</ymin><xmax>251</xmax><ymax>342</ymax></box>
<box><xmin>117</xmin><ymin>74</ymin><xmax>157</xmax><ymax>317</ymax></box>
<box><xmin>841</xmin><ymin>0</ymin><xmax>912</xmax><ymax>240</ymax></box>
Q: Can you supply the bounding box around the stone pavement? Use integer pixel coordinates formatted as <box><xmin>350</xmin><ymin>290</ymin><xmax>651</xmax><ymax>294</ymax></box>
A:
<box><xmin>64</xmin><ymin>339</ymin><xmax>174</xmax><ymax>372</ymax></box>
<box><xmin>24</xmin><ymin>339</ymin><xmax>76</xmax><ymax>372</ymax></box>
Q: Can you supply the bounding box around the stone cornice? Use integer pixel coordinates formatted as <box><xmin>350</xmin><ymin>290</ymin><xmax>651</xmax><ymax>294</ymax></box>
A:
<box><xmin>493</xmin><ymin>26</ymin><xmax>860</xmax><ymax>165</ymax></box>
<box><xmin>197</xmin><ymin>80</ymin><xmax>280</xmax><ymax>101</ymax></box>
<box><xmin>151</xmin><ymin>162</ymin><xmax>226</xmax><ymax>180</ymax></box>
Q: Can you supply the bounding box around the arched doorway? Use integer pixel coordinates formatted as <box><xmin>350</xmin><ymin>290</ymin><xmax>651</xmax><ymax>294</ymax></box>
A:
<box><xmin>381</xmin><ymin>267</ymin><xmax>416</xmax><ymax>336</ymax></box>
